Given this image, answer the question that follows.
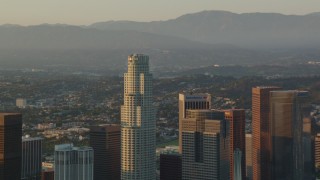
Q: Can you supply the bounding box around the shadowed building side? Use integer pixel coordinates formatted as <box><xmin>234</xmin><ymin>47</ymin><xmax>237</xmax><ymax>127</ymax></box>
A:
<box><xmin>302</xmin><ymin>117</ymin><xmax>315</xmax><ymax>180</ymax></box>
<box><xmin>246</xmin><ymin>134</ymin><xmax>253</xmax><ymax>180</ymax></box>
<box><xmin>269</xmin><ymin>90</ymin><xmax>308</xmax><ymax>180</ymax></box>
<box><xmin>0</xmin><ymin>113</ymin><xmax>22</xmax><ymax>180</ymax></box>
<box><xmin>160</xmin><ymin>154</ymin><xmax>181</xmax><ymax>180</ymax></box>
<box><xmin>41</xmin><ymin>170</ymin><xmax>54</xmax><ymax>180</ymax></box>
<box><xmin>90</xmin><ymin>124</ymin><xmax>120</xmax><ymax>180</ymax></box>
<box><xmin>21</xmin><ymin>136</ymin><xmax>43</xmax><ymax>180</ymax></box>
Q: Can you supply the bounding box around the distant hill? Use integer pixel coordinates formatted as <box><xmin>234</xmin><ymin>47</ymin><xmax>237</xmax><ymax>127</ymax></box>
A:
<box><xmin>0</xmin><ymin>24</ymin><xmax>266</xmax><ymax>72</ymax></box>
<box><xmin>91</xmin><ymin>10</ymin><xmax>320</xmax><ymax>48</ymax></box>
<box><xmin>307</xmin><ymin>12</ymin><xmax>320</xmax><ymax>17</ymax></box>
<box><xmin>0</xmin><ymin>25</ymin><xmax>218</xmax><ymax>50</ymax></box>
<box><xmin>0</xmin><ymin>24</ymin><xmax>256</xmax><ymax>71</ymax></box>
<box><xmin>0</xmin><ymin>10</ymin><xmax>320</xmax><ymax>74</ymax></box>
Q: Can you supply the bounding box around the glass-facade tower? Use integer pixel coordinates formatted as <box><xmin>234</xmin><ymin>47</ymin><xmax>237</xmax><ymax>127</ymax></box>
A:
<box><xmin>0</xmin><ymin>113</ymin><xmax>22</xmax><ymax>180</ymax></box>
<box><xmin>269</xmin><ymin>90</ymin><xmax>308</xmax><ymax>180</ymax></box>
<box><xmin>54</xmin><ymin>144</ymin><xmax>93</xmax><ymax>180</ymax></box>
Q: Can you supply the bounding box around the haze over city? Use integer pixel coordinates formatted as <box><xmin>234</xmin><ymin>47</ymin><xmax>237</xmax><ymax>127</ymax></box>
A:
<box><xmin>1</xmin><ymin>1</ymin><xmax>320</xmax><ymax>180</ymax></box>
<box><xmin>0</xmin><ymin>0</ymin><xmax>320</xmax><ymax>25</ymax></box>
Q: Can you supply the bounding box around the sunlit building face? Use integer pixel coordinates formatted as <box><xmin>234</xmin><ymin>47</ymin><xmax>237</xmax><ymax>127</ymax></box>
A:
<box><xmin>121</xmin><ymin>54</ymin><xmax>156</xmax><ymax>180</ymax></box>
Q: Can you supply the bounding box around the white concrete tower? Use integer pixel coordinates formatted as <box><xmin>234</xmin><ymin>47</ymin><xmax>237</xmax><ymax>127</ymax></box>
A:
<box><xmin>121</xmin><ymin>54</ymin><xmax>156</xmax><ymax>180</ymax></box>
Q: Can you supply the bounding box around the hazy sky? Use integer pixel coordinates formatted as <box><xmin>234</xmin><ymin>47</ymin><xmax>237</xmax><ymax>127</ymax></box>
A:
<box><xmin>0</xmin><ymin>0</ymin><xmax>319</xmax><ymax>25</ymax></box>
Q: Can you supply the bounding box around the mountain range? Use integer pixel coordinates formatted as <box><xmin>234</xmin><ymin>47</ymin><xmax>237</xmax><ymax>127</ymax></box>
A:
<box><xmin>0</xmin><ymin>10</ymin><xmax>319</xmax><ymax>74</ymax></box>
<box><xmin>90</xmin><ymin>10</ymin><xmax>320</xmax><ymax>48</ymax></box>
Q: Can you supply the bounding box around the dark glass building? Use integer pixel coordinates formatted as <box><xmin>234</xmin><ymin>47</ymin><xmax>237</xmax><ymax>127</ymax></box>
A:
<box><xmin>90</xmin><ymin>124</ymin><xmax>120</xmax><ymax>180</ymax></box>
<box><xmin>160</xmin><ymin>154</ymin><xmax>181</xmax><ymax>180</ymax></box>
<box><xmin>41</xmin><ymin>170</ymin><xmax>54</xmax><ymax>180</ymax></box>
<box><xmin>252</xmin><ymin>88</ymin><xmax>310</xmax><ymax>180</ymax></box>
<box><xmin>21</xmin><ymin>136</ymin><xmax>43</xmax><ymax>180</ymax></box>
<box><xmin>0</xmin><ymin>113</ymin><xmax>22</xmax><ymax>180</ymax></box>
<box><xmin>269</xmin><ymin>90</ymin><xmax>308</xmax><ymax>180</ymax></box>
<box><xmin>246</xmin><ymin>134</ymin><xmax>253</xmax><ymax>180</ymax></box>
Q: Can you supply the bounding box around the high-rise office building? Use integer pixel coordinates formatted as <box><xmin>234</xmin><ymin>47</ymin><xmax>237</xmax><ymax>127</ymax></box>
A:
<box><xmin>269</xmin><ymin>90</ymin><xmax>308</xmax><ymax>180</ymax></box>
<box><xmin>41</xmin><ymin>170</ymin><xmax>54</xmax><ymax>180</ymax></box>
<box><xmin>315</xmin><ymin>134</ymin><xmax>320</xmax><ymax>168</ymax></box>
<box><xmin>252</xmin><ymin>88</ymin><xmax>309</xmax><ymax>180</ymax></box>
<box><xmin>121</xmin><ymin>54</ymin><xmax>156</xmax><ymax>180</ymax></box>
<box><xmin>0</xmin><ymin>113</ymin><xmax>22</xmax><ymax>180</ymax></box>
<box><xmin>160</xmin><ymin>154</ymin><xmax>181</xmax><ymax>180</ymax></box>
<box><xmin>54</xmin><ymin>144</ymin><xmax>93</xmax><ymax>180</ymax></box>
<box><xmin>246</xmin><ymin>134</ymin><xmax>253</xmax><ymax>180</ymax></box>
<box><xmin>252</xmin><ymin>86</ymin><xmax>280</xmax><ymax>180</ymax></box>
<box><xmin>224</xmin><ymin>109</ymin><xmax>246</xmax><ymax>180</ymax></box>
<box><xmin>21</xmin><ymin>136</ymin><xmax>43</xmax><ymax>180</ymax></box>
<box><xmin>178</xmin><ymin>93</ymin><xmax>211</xmax><ymax>153</ymax></box>
<box><xmin>181</xmin><ymin>109</ymin><xmax>230</xmax><ymax>180</ymax></box>
<box><xmin>302</xmin><ymin>118</ymin><xmax>315</xmax><ymax>180</ymax></box>
<box><xmin>90</xmin><ymin>124</ymin><xmax>120</xmax><ymax>180</ymax></box>
<box><xmin>233</xmin><ymin>149</ymin><xmax>242</xmax><ymax>180</ymax></box>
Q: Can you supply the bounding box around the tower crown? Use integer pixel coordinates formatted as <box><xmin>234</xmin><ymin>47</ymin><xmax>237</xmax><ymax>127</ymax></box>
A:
<box><xmin>128</xmin><ymin>54</ymin><xmax>149</xmax><ymax>64</ymax></box>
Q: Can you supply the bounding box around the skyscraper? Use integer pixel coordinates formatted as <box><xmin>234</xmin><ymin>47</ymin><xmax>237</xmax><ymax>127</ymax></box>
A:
<box><xmin>233</xmin><ymin>149</ymin><xmax>242</xmax><ymax>180</ymax></box>
<box><xmin>224</xmin><ymin>109</ymin><xmax>246</xmax><ymax>180</ymax></box>
<box><xmin>54</xmin><ymin>144</ymin><xmax>93</xmax><ymax>180</ymax></box>
<box><xmin>160</xmin><ymin>154</ymin><xmax>182</xmax><ymax>180</ymax></box>
<box><xmin>21</xmin><ymin>136</ymin><xmax>43</xmax><ymax>180</ymax></box>
<box><xmin>246</xmin><ymin>134</ymin><xmax>253</xmax><ymax>180</ymax></box>
<box><xmin>90</xmin><ymin>124</ymin><xmax>120</xmax><ymax>180</ymax></box>
<box><xmin>178</xmin><ymin>93</ymin><xmax>211</xmax><ymax>153</ymax></box>
<box><xmin>41</xmin><ymin>170</ymin><xmax>54</xmax><ymax>180</ymax></box>
<box><xmin>315</xmin><ymin>134</ymin><xmax>320</xmax><ymax>168</ymax></box>
<box><xmin>121</xmin><ymin>54</ymin><xmax>156</xmax><ymax>180</ymax></box>
<box><xmin>252</xmin><ymin>86</ymin><xmax>280</xmax><ymax>180</ymax></box>
<box><xmin>269</xmin><ymin>90</ymin><xmax>308</xmax><ymax>180</ymax></box>
<box><xmin>181</xmin><ymin>109</ymin><xmax>230</xmax><ymax>180</ymax></box>
<box><xmin>302</xmin><ymin>118</ymin><xmax>315</xmax><ymax>180</ymax></box>
<box><xmin>0</xmin><ymin>113</ymin><xmax>22</xmax><ymax>180</ymax></box>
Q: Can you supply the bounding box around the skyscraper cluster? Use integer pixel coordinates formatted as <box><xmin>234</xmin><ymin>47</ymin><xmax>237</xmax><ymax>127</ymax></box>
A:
<box><xmin>162</xmin><ymin>87</ymin><xmax>312</xmax><ymax>180</ymax></box>
<box><xmin>0</xmin><ymin>54</ymin><xmax>316</xmax><ymax>180</ymax></box>
<box><xmin>181</xmin><ymin>109</ymin><xmax>230</xmax><ymax>180</ymax></box>
<box><xmin>176</xmin><ymin>93</ymin><xmax>246</xmax><ymax>180</ymax></box>
<box><xmin>0</xmin><ymin>54</ymin><xmax>156</xmax><ymax>180</ymax></box>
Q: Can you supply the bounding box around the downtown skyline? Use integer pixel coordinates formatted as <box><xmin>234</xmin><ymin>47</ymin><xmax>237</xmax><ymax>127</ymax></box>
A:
<box><xmin>0</xmin><ymin>0</ymin><xmax>319</xmax><ymax>178</ymax></box>
<box><xmin>0</xmin><ymin>54</ymin><xmax>318</xmax><ymax>179</ymax></box>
